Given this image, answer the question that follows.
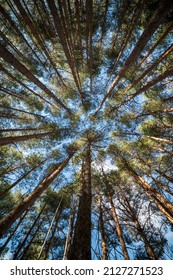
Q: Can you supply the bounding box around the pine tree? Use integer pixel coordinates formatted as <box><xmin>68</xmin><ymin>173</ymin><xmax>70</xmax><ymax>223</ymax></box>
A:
<box><xmin>0</xmin><ymin>0</ymin><xmax>173</xmax><ymax>260</ymax></box>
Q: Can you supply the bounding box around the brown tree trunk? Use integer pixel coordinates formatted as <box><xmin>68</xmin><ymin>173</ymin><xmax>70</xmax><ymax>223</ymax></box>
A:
<box><xmin>97</xmin><ymin>195</ymin><xmax>108</xmax><ymax>260</ymax></box>
<box><xmin>13</xmin><ymin>205</ymin><xmax>46</xmax><ymax>259</ymax></box>
<box><xmin>68</xmin><ymin>144</ymin><xmax>92</xmax><ymax>259</ymax></box>
<box><xmin>19</xmin><ymin>220</ymin><xmax>44</xmax><ymax>260</ymax></box>
<box><xmin>0</xmin><ymin>153</ymin><xmax>74</xmax><ymax>238</ymax></box>
<box><xmin>63</xmin><ymin>195</ymin><xmax>78</xmax><ymax>259</ymax></box>
<box><xmin>0</xmin><ymin>209</ymin><xmax>30</xmax><ymax>256</ymax></box>
<box><xmin>96</xmin><ymin>0</ymin><xmax>173</xmax><ymax>112</ymax></box>
<box><xmin>0</xmin><ymin>131</ymin><xmax>54</xmax><ymax>146</ymax></box>
<box><xmin>0</xmin><ymin>43</ymin><xmax>72</xmax><ymax>114</ymax></box>
<box><xmin>108</xmin><ymin>192</ymin><xmax>130</xmax><ymax>260</ymax></box>
<box><xmin>0</xmin><ymin>66</ymin><xmax>55</xmax><ymax>108</ymax></box>
<box><xmin>121</xmin><ymin>157</ymin><xmax>173</xmax><ymax>223</ymax></box>
<box><xmin>13</xmin><ymin>0</ymin><xmax>65</xmax><ymax>86</ymax></box>
<box><xmin>43</xmin><ymin>212</ymin><xmax>61</xmax><ymax>260</ymax></box>
<box><xmin>119</xmin><ymin>189</ymin><xmax>157</xmax><ymax>260</ymax></box>
<box><xmin>110</xmin><ymin>67</ymin><xmax>173</xmax><ymax>113</ymax></box>
<box><xmin>37</xmin><ymin>199</ymin><xmax>62</xmax><ymax>259</ymax></box>
<box><xmin>0</xmin><ymin>156</ymin><xmax>50</xmax><ymax>197</ymax></box>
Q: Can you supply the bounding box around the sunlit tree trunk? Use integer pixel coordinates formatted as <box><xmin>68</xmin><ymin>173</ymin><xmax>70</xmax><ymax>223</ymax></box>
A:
<box><xmin>0</xmin><ymin>153</ymin><xmax>74</xmax><ymax>238</ymax></box>
<box><xmin>107</xmin><ymin>192</ymin><xmax>130</xmax><ymax>260</ymax></box>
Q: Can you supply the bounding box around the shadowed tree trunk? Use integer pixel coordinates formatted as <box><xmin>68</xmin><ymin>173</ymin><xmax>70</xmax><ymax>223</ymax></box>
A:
<box><xmin>96</xmin><ymin>0</ymin><xmax>173</xmax><ymax>112</ymax></box>
<box><xmin>0</xmin><ymin>131</ymin><xmax>54</xmax><ymax>146</ymax></box>
<box><xmin>119</xmin><ymin>188</ymin><xmax>157</xmax><ymax>260</ymax></box>
<box><xmin>68</xmin><ymin>143</ymin><xmax>92</xmax><ymax>259</ymax></box>
<box><xmin>97</xmin><ymin>195</ymin><xmax>108</xmax><ymax>260</ymax></box>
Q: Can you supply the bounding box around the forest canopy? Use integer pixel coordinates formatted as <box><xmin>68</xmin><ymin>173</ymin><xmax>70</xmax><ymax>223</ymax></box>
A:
<box><xmin>0</xmin><ymin>0</ymin><xmax>173</xmax><ymax>260</ymax></box>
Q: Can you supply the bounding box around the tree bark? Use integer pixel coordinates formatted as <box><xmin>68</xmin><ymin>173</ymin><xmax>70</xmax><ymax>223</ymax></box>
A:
<box><xmin>68</xmin><ymin>144</ymin><xmax>92</xmax><ymax>259</ymax></box>
<box><xmin>97</xmin><ymin>195</ymin><xmax>108</xmax><ymax>260</ymax></box>
<box><xmin>96</xmin><ymin>0</ymin><xmax>173</xmax><ymax>112</ymax></box>
<box><xmin>119</xmin><ymin>188</ymin><xmax>157</xmax><ymax>260</ymax></box>
<box><xmin>121</xmin><ymin>156</ymin><xmax>173</xmax><ymax>223</ymax></box>
<box><xmin>108</xmin><ymin>192</ymin><xmax>130</xmax><ymax>260</ymax></box>
<box><xmin>0</xmin><ymin>131</ymin><xmax>54</xmax><ymax>146</ymax></box>
<box><xmin>0</xmin><ymin>152</ymin><xmax>74</xmax><ymax>238</ymax></box>
<box><xmin>0</xmin><ymin>43</ymin><xmax>72</xmax><ymax>114</ymax></box>
<box><xmin>13</xmin><ymin>205</ymin><xmax>46</xmax><ymax>259</ymax></box>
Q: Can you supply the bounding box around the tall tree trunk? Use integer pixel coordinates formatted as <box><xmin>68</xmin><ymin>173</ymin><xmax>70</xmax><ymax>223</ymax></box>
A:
<box><xmin>0</xmin><ymin>152</ymin><xmax>75</xmax><ymax>238</ymax></box>
<box><xmin>63</xmin><ymin>194</ymin><xmax>78</xmax><ymax>259</ymax></box>
<box><xmin>101</xmin><ymin>167</ymin><xmax>130</xmax><ymax>259</ymax></box>
<box><xmin>110</xmin><ymin>67</ymin><xmax>173</xmax><ymax>113</ymax></box>
<box><xmin>0</xmin><ymin>209</ymin><xmax>30</xmax><ymax>256</ymax></box>
<box><xmin>37</xmin><ymin>199</ymin><xmax>62</xmax><ymax>259</ymax></box>
<box><xmin>43</xmin><ymin>212</ymin><xmax>61</xmax><ymax>260</ymax></box>
<box><xmin>120</xmin><ymin>156</ymin><xmax>173</xmax><ymax>223</ymax></box>
<box><xmin>0</xmin><ymin>131</ymin><xmax>54</xmax><ymax>146</ymax></box>
<box><xmin>19</xmin><ymin>220</ymin><xmax>44</xmax><ymax>260</ymax></box>
<box><xmin>107</xmin><ymin>192</ymin><xmax>130</xmax><ymax>260</ymax></box>
<box><xmin>0</xmin><ymin>66</ymin><xmax>55</xmax><ymax>108</ymax></box>
<box><xmin>119</xmin><ymin>188</ymin><xmax>157</xmax><ymax>259</ymax></box>
<box><xmin>0</xmin><ymin>44</ymin><xmax>72</xmax><ymax>114</ymax></box>
<box><xmin>68</xmin><ymin>144</ymin><xmax>92</xmax><ymax>259</ymax></box>
<box><xmin>0</xmin><ymin>156</ymin><xmax>50</xmax><ymax>197</ymax></box>
<box><xmin>96</xmin><ymin>0</ymin><xmax>173</xmax><ymax>112</ymax></box>
<box><xmin>97</xmin><ymin>195</ymin><xmax>108</xmax><ymax>260</ymax></box>
<box><xmin>13</xmin><ymin>205</ymin><xmax>46</xmax><ymax>259</ymax></box>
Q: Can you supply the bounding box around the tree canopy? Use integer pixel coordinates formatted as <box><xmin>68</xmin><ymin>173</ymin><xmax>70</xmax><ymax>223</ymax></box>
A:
<box><xmin>0</xmin><ymin>0</ymin><xmax>173</xmax><ymax>260</ymax></box>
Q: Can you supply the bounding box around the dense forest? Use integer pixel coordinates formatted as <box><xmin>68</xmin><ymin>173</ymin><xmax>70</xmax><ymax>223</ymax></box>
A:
<box><xmin>0</xmin><ymin>0</ymin><xmax>173</xmax><ymax>260</ymax></box>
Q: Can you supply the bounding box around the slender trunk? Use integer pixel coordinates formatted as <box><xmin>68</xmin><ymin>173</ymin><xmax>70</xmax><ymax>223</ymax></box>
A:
<box><xmin>37</xmin><ymin>199</ymin><xmax>62</xmax><ymax>259</ymax></box>
<box><xmin>0</xmin><ymin>156</ymin><xmax>50</xmax><ymax>197</ymax></box>
<box><xmin>121</xmin><ymin>157</ymin><xmax>173</xmax><ymax>223</ymax></box>
<box><xmin>97</xmin><ymin>195</ymin><xmax>108</xmax><ymax>260</ymax></box>
<box><xmin>13</xmin><ymin>205</ymin><xmax>46</xmax><ymax>259</ymax></box>
<box><xmin>137</xmin><ymin>156</ymin><xmax>173</xmax><ymax>183</ymax></box>
<box><xmin>75</xmin><ymin>0</ymin><xmax>83</xmax><ymax>62</ymax></box>
<box><xmin>119</xmin><ymin>43</ymin><xmax>173</xmax><ymax>98</ymax></box>
<box><xmin>0</xmin><ymin>44</ymin><xmax>72</xmax><ymax>114</ymax></box>
<box><xmin>0</xmin><ymin>209</ymin><xmax>29</xmax><ymax>256</ymax></box>
<box><xmin>13</xmin><ymin>0</ymin><xmax>65</xmax><ymax>86</ymax></box>
<box><xmin>96</xmin><ymin>0</ymin><xmax>173</xmax><ymax>112</ymax></box>
<box><xmin>0</xmin><ymin>127</ymin><xmax>44</xmax><ymax>133</ymax></box>
<box><xmin>19</xmin><ymin>219</ymin><xmax>44</xmax><ymax>260</ymax></box>
<box><xmin>108</xmin><ymin>192</ymin><xmax>130</xmax><ymax>260</ymax></box>
<box><xmin>0</xmin><ymin>104</ymin><xmax>45</xmax><ymax>119</ymax></box>
<box><xmin>68</xmin><ymin>144</ymin><xmax>92</xmax><ymax>259</ymax></box>
<box><xmin>63</xmin><ymin>195</ymin><xmax>78</xmax><ymax>260</ymax></box>
<box><xmin>44</xmin><ymin>213</ymin><xmax>61</xmax><ymax>260</ymax></box>
<box><xmin>107</xmin><ymin>0</ymin><xmax>144</xmax><ymax>86</ymax></box>
<box><xmin>0</xmin><ymin>131</ymin><xmax>54</xmax><ymax>146</ymax></box>
<box><xmin>0</xmin><ymin>163</ymin><xmax>25</xmax><ymax>178</ymax></box>
<box><xmin>0</xmin><ymin>152</ymin><xmax>74</xmax><ymax>238</ymax></box>
<box><xmin>110</xmin><ymin>67</ymin><xmax>173</xmax><ymax>113</ymax></box>
<box><xmin>0</xmin><ymin>66</ymin><xmax>55</xmax><ymax>108</ymax></box>
<box><xmin>47</xmin><ymin>0</ymin><xmax>82</xmax><ymax>99</ymax></box>
<box><xmin>119</xmin><ymin>189</ymin><xmax>157</xmax><ymax>260</ymax></box>
<box><xmin>0</xmin><ymin>4</ymin><xmax>46</xmax><ymax>68</ymax></box>
<box><xmin>138</xmin><ymin>22</ymin><xmax>173</xmax><ymax>68</ymax></box>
